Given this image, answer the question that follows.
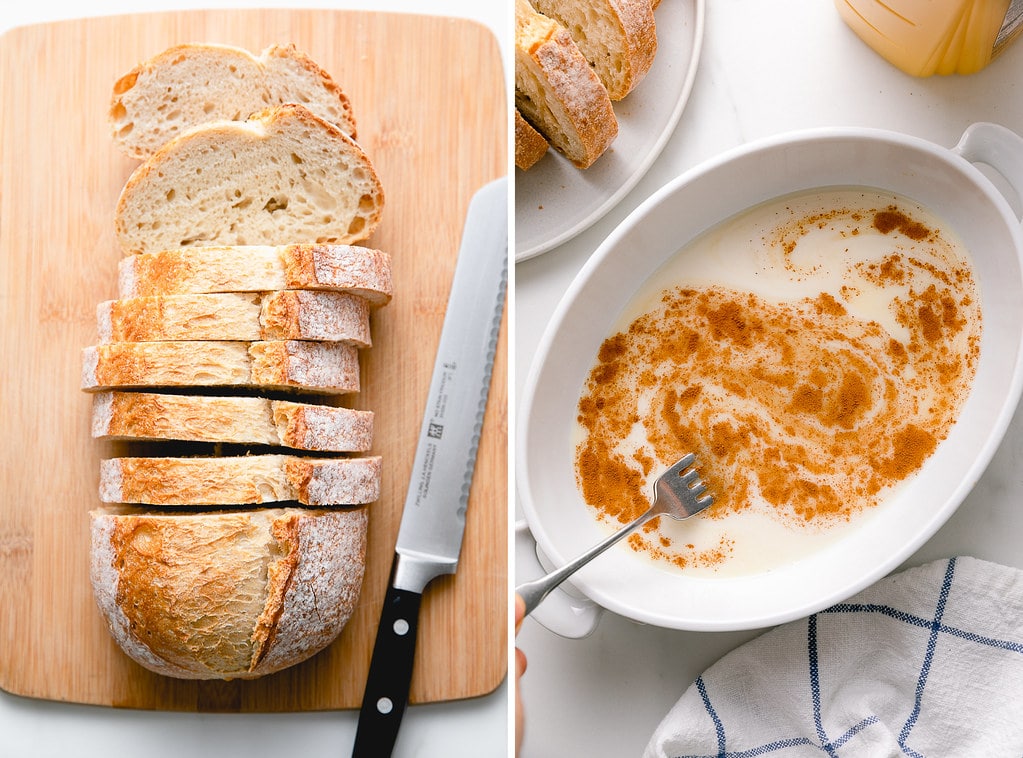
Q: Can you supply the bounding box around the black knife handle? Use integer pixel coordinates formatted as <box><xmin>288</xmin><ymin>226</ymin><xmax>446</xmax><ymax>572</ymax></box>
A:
<box><xmin>352</xmin><ymin>585</ymin><xmax>423</xmax><ymax>757</ymax></box>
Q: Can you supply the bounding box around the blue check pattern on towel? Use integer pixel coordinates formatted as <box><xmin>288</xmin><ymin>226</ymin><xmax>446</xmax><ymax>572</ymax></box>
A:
<box><xmin>644</xmin><ymin>557</ymin><xmax>1023</xmax><ymax>758</ymax></box>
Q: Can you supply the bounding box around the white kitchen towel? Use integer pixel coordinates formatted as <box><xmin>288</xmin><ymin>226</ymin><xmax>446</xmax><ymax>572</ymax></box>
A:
<box><xmin>644</xmin><ymin>557</ymin><xmax>1023</xmax><ymax>758</ymax></box>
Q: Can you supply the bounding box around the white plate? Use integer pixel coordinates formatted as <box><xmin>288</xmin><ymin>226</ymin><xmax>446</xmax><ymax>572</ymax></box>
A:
<box><xmin>518</xmin><ymin>124</ymin><xmax>1023</xmax><ymax>632</ymax></box>
<box><xmin>514</xmin><ymin>0</ymin><xmax>705</xmax><ymax>262</ymax></box>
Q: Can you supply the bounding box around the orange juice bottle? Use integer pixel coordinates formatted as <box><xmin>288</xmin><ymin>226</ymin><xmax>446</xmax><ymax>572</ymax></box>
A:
<box><xmin>835</xmin><ymin>0</ymin><xmax>1023</xmax><ymax>76</ymax></box>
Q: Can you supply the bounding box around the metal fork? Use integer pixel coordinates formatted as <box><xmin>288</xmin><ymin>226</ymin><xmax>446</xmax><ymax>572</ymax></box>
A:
<box><xmin>517</xmin><ymin>452</ymin><xmax>714</xmax><ymax>617</ymax></box>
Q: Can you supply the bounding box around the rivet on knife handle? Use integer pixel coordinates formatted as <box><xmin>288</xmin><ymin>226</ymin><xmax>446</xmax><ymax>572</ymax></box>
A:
<box><xmin>352</xmin><ymin>574</ymin><xmax>422</xmax><ymax>758</ymax></box>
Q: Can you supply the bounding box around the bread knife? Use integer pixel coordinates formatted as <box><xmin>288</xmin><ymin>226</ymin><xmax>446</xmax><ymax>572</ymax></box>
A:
<box><xmin>352</xmin><ymin>176</ymin><xmax>508</xmax><ymax>757</ymax></box>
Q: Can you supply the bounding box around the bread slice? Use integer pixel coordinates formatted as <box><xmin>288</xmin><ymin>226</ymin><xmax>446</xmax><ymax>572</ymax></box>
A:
<box><xmin>110</xmin><ymin>43</ymin><xmax>358</xmax><ymax>160</ymax></box>
<box><xmin>98</xmin><ymin>290</ymin><xmax>372</xmax><ymax>346</ymax></box>
<box><xmin>90</xmin><ymin>506</ymin><xmax>367</xmax><ymax>679</ymax></box>
<box><xmin>515</xmin><ymin>0</ymin><xmax>618</xmax><ymax>169</ymax></box>
<box><xmin>515</xmin><ymin>109</ymin><xmax>549</xmax><ymax>171</ymax></box>
<box><xmin>114</xmin><ymin>104</ymin><xmax>384</xmax><ymax>254</ymax></box>
<box><xmin>81</xmin><ymin>340</ymin><xmax>360</xmax><ymax>395</ymax></box>
<box><xmin>118</xmin><ymin>244</ymin><xmax>392</xmax><ymax>306</ymax></box>
<box><xmin>92</xmin><ymin>392</ymin><xmax>373</xmax><ymax>452</ymax></box>
<box><xmin>529</xmin><ymin>0</ymin><xmax>657</xmax><ymax>100</ymax></box>
<box><xmin>99</xmin><ymin>454</ymin><xmax>381</xmax><ymax>506</ymax></box>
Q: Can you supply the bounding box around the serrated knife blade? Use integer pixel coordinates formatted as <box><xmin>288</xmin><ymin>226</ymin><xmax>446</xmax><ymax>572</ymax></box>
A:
<box><xmin>352</xmin><ymin>176</ymin><xmax>508</xmax><ymax>757</ymax></box>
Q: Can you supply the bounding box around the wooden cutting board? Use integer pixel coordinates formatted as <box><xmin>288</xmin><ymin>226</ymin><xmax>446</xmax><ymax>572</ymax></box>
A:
<box><xmin>0</xmin><ymin>10</ymin><xmax>507</xmax><ymax>711</ymax></box>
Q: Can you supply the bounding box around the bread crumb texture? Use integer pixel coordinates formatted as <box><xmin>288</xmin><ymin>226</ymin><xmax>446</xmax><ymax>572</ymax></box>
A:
<box><xmin>114</xmin><ymin>104</ymin><xmax>384</xmax><ymax>254</ymax></box>
<box><xmin>110</xmin><ymin>43</ymin><xmax>357</xmax><ymax>160</ymax></box>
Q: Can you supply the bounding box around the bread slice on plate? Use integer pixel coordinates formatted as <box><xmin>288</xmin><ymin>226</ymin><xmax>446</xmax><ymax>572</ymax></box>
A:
<box><xmin>529</xmin><ymin>0</ymin><xmax>657</xmax><ymax>100</ymax></box>
<box><xmin>92</xmin><ymin>392</ymin><xmax>374</xmax><ymax>452</ymax></box>
<box><xmin>110</xmin><ymin>43</ymin><xmax>358</xmax><ymax>160</ymax></box>
<box><xmin>98</xmin><ymin>290</ymin><xmax>372</xmax><ymax>346</ymax></box>
<box><xmin>515</xmin><ymin>108</ymin><xmax>549</xmax><ymax>171</ymax></box>
<box><xmin>515</xmin><ymin>0</ymin><xmax>618</xmax><ymax>169</ymax></box>
<box><xmin>115</xmin><ymin>104</ymin><xmax>384</xmax><ymax>254</ymax></box>
<box><xmin>90</xmin><ymin>506</ymin><xmax>367</xmax><ymax>679</ymax></box>
<box><xmin>81</xmin><ymin>339</ymin><xmax>360</xmax><ymax>395</ymax></box>
<box><xmin>99</xmin><ymin>454</ymin><xmax>382</xmax><ymax>506</ymax></box>
<box><xmin>118</xmin><ymin>244</ymin><xmax>392</xmax><ymax>306</ymax></box>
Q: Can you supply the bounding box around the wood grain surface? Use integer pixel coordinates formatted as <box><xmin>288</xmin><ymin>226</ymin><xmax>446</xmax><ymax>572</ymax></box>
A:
<box><xmin>0</xmin><ymin>10</ymin><xmax>508</xmax><ymax>711</ymax></box>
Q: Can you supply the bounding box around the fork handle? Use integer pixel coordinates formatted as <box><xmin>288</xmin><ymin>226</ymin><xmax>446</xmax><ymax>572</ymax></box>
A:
<box><xmin>516</xmin><ymin>512</ymin><xmax>651</xmax><ymax>617</ymax></box>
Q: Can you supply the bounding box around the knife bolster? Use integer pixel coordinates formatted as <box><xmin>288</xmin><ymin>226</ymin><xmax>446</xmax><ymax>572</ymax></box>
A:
<box><xmin>391</xmin><ymin>551</ymin><xmax>458</xmax><ymax>593</ymax></box>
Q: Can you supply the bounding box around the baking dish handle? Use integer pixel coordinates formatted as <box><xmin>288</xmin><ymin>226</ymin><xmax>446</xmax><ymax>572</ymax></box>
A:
<box><xmin>954</xmin><ymin>122</ymin><xmax>1023</xmax><ymax>222</ymax></box>
<box><xmin>515</xmin><ymin>520</ymin><xmax>602</xmax><ymax>639</ymax></box>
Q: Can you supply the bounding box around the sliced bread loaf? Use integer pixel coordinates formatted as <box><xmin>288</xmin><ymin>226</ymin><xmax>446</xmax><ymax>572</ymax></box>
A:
<box><xmin>99</xmin><ymin>454</ymin><xmax>382</xmax><ymax>506</ymax></box>
<box><xmin>92</xmin><ymin>392</ymin><xmax>373</xmax><ymax>452</ymax></box>
<box><xmin>529</xmin><ymin>0</ymin><xmax>657</xmax><ymax>100</ymax></box>
<box><xmin>81</xmin><ymin>340</ymin><xmax>360</xmax><ymax>395</ymax></box>
<box><xmin>114</xmin><ymin>104</ymin><xmax>384</xmax><ymax>254</ymax></box>
<box><xmin>90</xmin><ymin>506</ymin><xmax>367</xmax><ymax>679</ymax></box>
<box><xmin>118</xmin><ymin>244</ymin><xmax>392</xmax><ymax>306</ymax></box>
<box><xmin>515</xmin><ymin>109</ymin><xmax>549</xmax><ymax>171</ymax></box>
<box><xmin>110</xmin><ymin>43</ymin><xmax>358</xmax><ymax>160</ymax></box>
<box><xmin>98</xmin><ymin>290</ymin><xmax>372</xmax><ymax>346</ymax></box>
<box><xmin>515</xmin><ymin>0</ymin><xmax>618</xmax><ymax>169</ymax></box>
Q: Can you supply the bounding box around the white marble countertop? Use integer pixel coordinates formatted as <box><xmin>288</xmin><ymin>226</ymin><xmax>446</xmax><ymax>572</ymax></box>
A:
<box><xmin>515</xmin><ymin>1</ymin><xmax>1023</xmax><ymax>756</ymax></box>
<box><xmin>0</xmin><ymin>2</ymin><xmax>509</xmax><ymax>757</ymax></box>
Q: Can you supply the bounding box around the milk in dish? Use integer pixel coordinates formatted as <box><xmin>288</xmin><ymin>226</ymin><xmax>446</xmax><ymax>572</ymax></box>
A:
<box><xmin>573</xmin><ymin>187</ymin><xmax>982</xmax><ymax>576</ymax></box>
